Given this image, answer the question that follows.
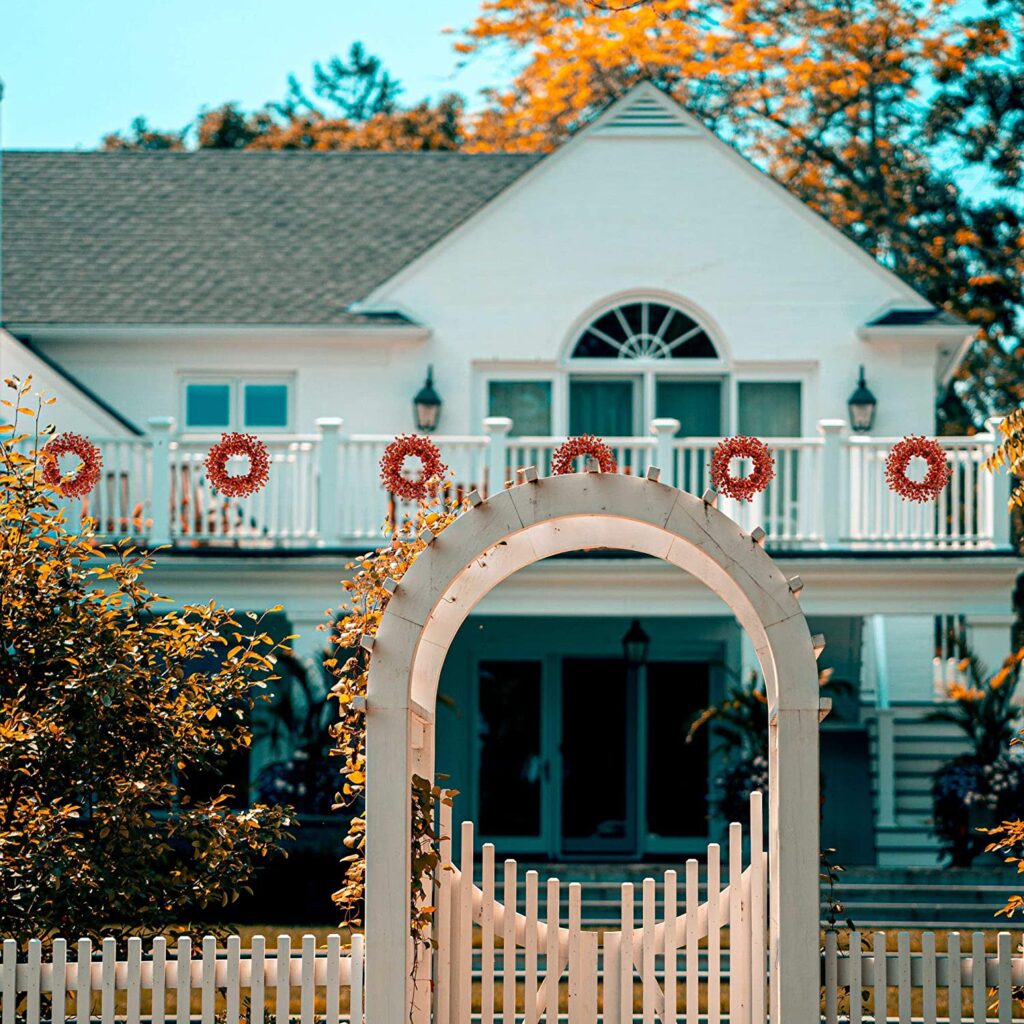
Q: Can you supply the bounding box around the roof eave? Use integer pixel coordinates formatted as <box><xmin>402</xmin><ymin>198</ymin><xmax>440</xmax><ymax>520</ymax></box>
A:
<box><xmin>4</xmin><ymin>322</ymin><xmax>432</xmax><ymax>343</ymax></box>
<box><xmin>856</xmin><ymin>324</ymin><xmax>975</xmax><ymax>345</ymax></box>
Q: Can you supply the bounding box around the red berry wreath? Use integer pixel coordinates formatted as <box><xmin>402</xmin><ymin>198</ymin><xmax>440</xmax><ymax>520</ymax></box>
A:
<box><xmin>709</xmin><ymin>435</ymin><xmax>776</xmax><ymax>502</ymax></box>
<box><xmin>884</xmin><ymin>435</ymin><xmax>951</xmax><ymax>503</ymax></box>
<box><xmin>204</xmin><ymin>432</ymin><xmax>271</xmax><ymax>498</ymax></box>
<box><xmin>41</xmin><ymin>432</ymin><xmax>103</xmax><ymax>499</ymax></box>
<box><xmin>550</xmin><ymin>435</ymin><xmax>618</xmax><ymax>475</ymax></box>
<box><xmin>379</xmin><ymin>434</ymin><xmax>449</xmax><ymax>502</ymax></box>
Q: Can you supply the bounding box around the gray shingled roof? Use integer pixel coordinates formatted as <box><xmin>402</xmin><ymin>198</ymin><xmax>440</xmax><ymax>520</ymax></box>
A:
<box><xmin>0</xmin><ymin>150</ymin><xmax>544</xmax><ymax>326</ymax></box>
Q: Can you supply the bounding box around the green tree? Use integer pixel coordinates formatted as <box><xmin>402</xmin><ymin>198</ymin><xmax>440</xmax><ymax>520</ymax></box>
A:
<box><xmin>0</xmin><ymin>378</ymin><xmax>292</xmax><ymax>943</ymax></box>
<box><xmin>103</xmin><ymin>43</ymin><xmax>463</xmax><ymax>153</ymax></box>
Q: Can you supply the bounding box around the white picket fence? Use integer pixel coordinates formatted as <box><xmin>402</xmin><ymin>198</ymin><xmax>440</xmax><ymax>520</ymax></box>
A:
<box><xmin>823</xmin><ymin>929</ymin><xmax>1023</xmax><ymax>1023</ymax></box>
<box><xmin>0</xmin><ymin>933</ymin><xmax>363</xmax><ymax>1024</ymax></box>
<box><xmin>432</xmin><ymin>793</ymin><xmax>767</xmax><ymax>1024</ymax></box>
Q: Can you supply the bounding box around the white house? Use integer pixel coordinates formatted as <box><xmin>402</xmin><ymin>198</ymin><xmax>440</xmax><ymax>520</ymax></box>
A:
<box><xmin>1</xmin><ymin>83</ymin><xmax>1018</xmax><ymax>877</ymax></box>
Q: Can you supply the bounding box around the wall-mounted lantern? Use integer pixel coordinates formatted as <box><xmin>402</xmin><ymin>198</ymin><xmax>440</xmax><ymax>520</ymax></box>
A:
<box><xmin>847</xmin><ymin>366</ymin><xmax>877</xmax><ymax>433</ymax></box>
<box><xmin>414</xmin><ymin>367</ymin><xmax>442</xmax><ymax>432</ymax></box>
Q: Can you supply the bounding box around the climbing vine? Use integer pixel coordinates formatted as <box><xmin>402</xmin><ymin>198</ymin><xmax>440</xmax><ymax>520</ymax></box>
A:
<box><xmin>327</xmin><ymin>480</ymin><xmax>465</xmax><ymax>944</ymax></box>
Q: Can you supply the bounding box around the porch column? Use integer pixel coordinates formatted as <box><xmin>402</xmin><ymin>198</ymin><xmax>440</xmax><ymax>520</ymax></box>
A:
<box><xmin>146</xmin><ymin>416</ymin><xmax>174</xmax><ymax>548</ymax></box>
<box><xmin>985</xmin><ymin>417</ymin><xmax>1013</xmax><ymax>549</ymax></box>
<box><xmin>818</xmin><ymin>419</ymin><xmax>847</xmax><ymax>547</ymax></box>
<box><xmin>483</xmin><ymin>416</ymin><xmax>512</xmax><ymax>496</ymax></box>
<box><xmin>316</xmin><ymin>417</ymin><xmax>344</xmax><ymax>547</ymax></box>
<box><xmin>649</xmin><ymin>417</ymin><xmax>680</xmax><ymax>487</ymax></box>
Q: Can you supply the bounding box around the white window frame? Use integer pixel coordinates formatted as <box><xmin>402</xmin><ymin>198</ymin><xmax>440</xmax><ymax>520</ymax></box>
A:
<box><xmin>180</xmin><ymin>374</ymin><xmax>295</xmax><ymax>433</ymax></box>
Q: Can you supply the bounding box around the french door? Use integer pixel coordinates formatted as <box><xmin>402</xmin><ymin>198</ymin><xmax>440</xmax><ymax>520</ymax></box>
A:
<box><xmin>476</xmin><ymin>657</ymin><xmax>710</xmax><ymax>858</ymax></box>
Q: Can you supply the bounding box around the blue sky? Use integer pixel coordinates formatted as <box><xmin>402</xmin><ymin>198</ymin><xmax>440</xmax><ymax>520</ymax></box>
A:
<box><xmin>0</xmin><ymin>0</ymin><xmax>512</xmax><ymax>149</ymax></box>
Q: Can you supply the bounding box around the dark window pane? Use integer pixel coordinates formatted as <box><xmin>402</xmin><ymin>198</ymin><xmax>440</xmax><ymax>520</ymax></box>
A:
<box><xmin>244</xmin><ymin>383</ymin><xmax>289</xmax><ymax>428</ymax></box>
<box><xmin>561</xmin><ymin>658</ymin><xmax>632</xmax><ymax>853</ymax></box>
<box><xmin>478</xmin><ymin>661</ymin><xmax>542</xmax><ymax>837</ymax></box>
<box><xmin>186</xmin><ymin>383</ymin><xmax>231</xmax><ymax>428</ymax></box>
<box><xmin>488</xmin><ymin>381</ymin><xmax>552</xmax><ymax>436</ymax></box>
<box><xmin>655</xmin><ymin>380</ymin><xmax>722</xmax><ymax>436</ymax></box>
<box><xmin>569</xmin><ymin>379</ymin><xmax>635</xmax><ymax>437</ymax></box>
<box><xmin>646</xmin><ymin>662</ymin><xmax>709</xmax><ymax>836</ymax></box>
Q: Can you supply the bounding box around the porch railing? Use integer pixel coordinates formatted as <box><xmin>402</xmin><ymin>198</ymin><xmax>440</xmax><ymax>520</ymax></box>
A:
<box><xmin>53</xmin><ymin>416</ymin><xmax>1012</xmax><ymax>552</ymax></box>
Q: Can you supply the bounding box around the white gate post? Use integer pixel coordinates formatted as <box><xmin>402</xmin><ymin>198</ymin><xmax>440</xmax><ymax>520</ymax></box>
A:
<box><xmin>146</xmin><ymin>416</ymin><xmax>174</xmax><ymax>548</ymax></box>
<box><xmin>770</xmin><ymin>706</ymin><xmax>821</xmax><ymax>1024</ymax></box>
<box><xmin>649</xmin><ymin>418</ymin><xmax>680</xmax><ymax>488</ymax></box>
<box><xmin>316</xmin><ymin>417</ymin><xmax>343</xmax><ymax>547</ymax></box>
<box><xmin>483</xmin><ymin>416</ymin><xmax>513</xmax><ymax>496</ymax></box>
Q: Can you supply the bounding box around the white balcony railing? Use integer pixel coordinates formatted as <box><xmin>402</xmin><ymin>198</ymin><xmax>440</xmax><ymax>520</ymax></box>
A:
<box><xmin>51</xmin><ymin>417</ymin><xmax>1013</xmax><ymax>553</ymax></box>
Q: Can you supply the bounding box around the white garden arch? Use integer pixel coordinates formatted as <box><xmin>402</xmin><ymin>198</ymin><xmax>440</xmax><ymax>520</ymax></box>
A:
<box><xmin>364</xmin><ymin>471</ymin><xmax>823</xmax><ymax>1024</ymax></box>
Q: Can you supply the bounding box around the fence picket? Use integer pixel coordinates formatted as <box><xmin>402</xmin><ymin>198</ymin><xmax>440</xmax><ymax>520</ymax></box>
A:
<box><xmin>51</xmin><ymin>938</ymin><xmax>68</xmax><ymax>1024</ymax></box>
<box><xmin>947</xmin><ymin>933</ymin><xmax>962</xmax><ymax>1024</ymax></box>
<box><xmin>664</xmin><ymin>869</ymin><xmax>678</xmax><ymax>1024</ymax></box>
<box><xmin>686</xmin><ymin>860</ymin><xmax>699</xmax><ymax>1024</ymax></box>
<box><xmin>897</xmin><ymin>932</ymin><xmax>911</xmax><ymax>1024</ymax></box>
<box><xmin>825</xmin><ymin>931</ymin><xmax>838</xmax><ymax>1024</ymax></box>
<box><xmin>126</xmin><ymin>936</ymin><xmax>142</xmax><ymax>1024</ymax></box>
<box><xmin>1</xmin><ymin>939</ymin><xmax>14</xmax><ymax>1024</ymax></box>
<box><xmin>707</xmin><ymin>846</ymin><xmax>721</xmax><ymax>1024</ymax></box>
<box><xmin>749</xmin><ymin>794</ymin><xmax>765</xmax><ymax>1024</ymax></box>
<box><xmin>568</xmin><ymin>883</ymin><xmax>583</xmax><ymax>1024</ymax></box>
<box><xmin>435</xmin><ymin>798</ymin><xmax>453</xmax><ymax>1024</ymax></box>
<box><xmin>276</xmin><ymin>935</ymin><xmax>292</xmax><ymax>1024</ymax></box>
<box><xmin>25</xmin><ymin>939</ymin><xmax>41</xmax><ymax>1024</ymax></box>
<box><xmin>604</xmin><ymin>931</ymin><xmax>622</xmax><ymax>1024</ymax></box>
<box><xmin>503</xmin><ymin>859</ymin><xmax>518</xmax><ymax>1024</ymax></box>
<box><xmin>620</xmin><ymin>883</ymin><xmax>634</xmax><ymax>1024</ymax></box>
<box><xmin>482</xmin><ymin>844</ymin><xmax>496</xmax><ymax>1024</ymax></box>
<box><xmin>642</xmin><ymin>878</ymin><xmax>656</xmax><ymax>1024</ymax></box>
<box><xmin>456</xmin><ymin>821</ymin><xmax>475</xmax><ymax>1024</ymax></box>
<box><xmin>525</xmin><ymin>870</ymin><xmax>540</xmax><ymax>1024</ymax></box>
<box><xmin>226</xmin><ymin>936</ymin><xmax>241</xmax><ymax>1024</ymax></box>
<box><xmin>301</xmin><ymin>934</ymin><xmax>316</xmax><ymax>1024</ymax></box>
<box><xmin>101</xmin><ymin>936</ymin><xmax>116</xmax><ymax>1024</ymax></box>
<box><xmin>546</xmin><ymin>878</ymin><xmax>561</xmax><ymax>1023</ymax></box>
<box><xmin>175</xmin><ymin>937</ymin><xmax>190</xmax><ymax>1024</ymax></box>
<box><xmin>872</xmin><ymin>932</ymin><xmax>886</xmax><ymax>1024</ymax></box>
<box><xmin>729</xmin><ymin>822</ymin><xmax>748</xmax><ymax>1024</ymax></box>
<box><xmin>921</xmin><ymin>931</ymin><xmax>936</xmax><ymax>1024</ymax></box>
<box><xmin>76</xmin><ymin>939</ymin><xmax>92</xmax><ymax>1024</ymax></box>
<box><xmin>971</xmin><ymin>932</ymin><xmax>985</xmax><ymax>1024</ymax></box>
<box><xmin>325</xmin><ymin>934</ymin><xmax>341</xmax><ymax>1024</ymax></box>
<box><xmin>201</xmin><ymin>935</ymin><xmax>216</xmax><ymax>1024</ymax></box>
<box><xmin>249</xmin><ymin>935</ymin><xmax>265</xmax><ymax>1024</ymax></box>
<box><xmin>351</xmin><ymin>933</ymin><xmax>365</xmax><ymax>1024</ymax></box>
<box><xmin>997</xmin><ymin>932</ymin><xmax>1011</xmax><ymax>1024</ymax></box>
<box><xmin>846</xmin><ymin>932</ymin><xmax>862</xmax><ymax>1024</ymax></box>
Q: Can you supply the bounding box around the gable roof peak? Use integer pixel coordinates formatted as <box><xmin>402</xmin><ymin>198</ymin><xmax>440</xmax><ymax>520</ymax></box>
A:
<box><xmin>589</xmin><ymin>81</ymin><xmax>702</xmax><ymax>138</ymax></box>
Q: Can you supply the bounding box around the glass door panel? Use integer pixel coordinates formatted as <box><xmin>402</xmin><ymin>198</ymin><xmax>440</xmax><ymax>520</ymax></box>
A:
<box><xmin>560</xmin><ymin>657</ymin><xmax>636</xmax><ymax>856</ymax></box>
<box><xmin>478</xmin><ymin>661</ymin><xmax>544</xmax><ymax>841</ymax></box>
<box><xmin>569</xmin><ymin>379</ymin><xmax>636</xmax><ymax>436</ymax></box>
<box><xmin>738</xmin><ymin>382</ymin><xmax>803</xmax><ymax>536</ymax></box>
<box><xmin>655</xmin><ymin>379</ymin><xmax>722</xmax><ymax>436</ymax></box>
<box><xmin>645</xmin><ymin>662</ymin><xmax>710</xmax><ymax>838</ymax></box>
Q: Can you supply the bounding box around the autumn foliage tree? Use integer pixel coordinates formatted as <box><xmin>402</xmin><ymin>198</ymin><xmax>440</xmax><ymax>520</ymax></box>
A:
<box><xmin>0</xmin><ymin>379</ymin><xmax>292</xmax><ymax>943</ymax></box>
<box><xmin>458</xmin><ymin>0</ymin><xmax>1024</xmax><ymax>427</ymax></box>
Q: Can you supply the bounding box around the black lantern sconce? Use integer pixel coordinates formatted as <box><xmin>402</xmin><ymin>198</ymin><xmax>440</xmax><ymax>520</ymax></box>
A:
<box><xmin>622</xmin><ymin>619</ymin><xmax>651</xmax><ymax>671</ymax></box>
<box><xmin>847</xmin><ymin>365</ymin><xmax>877</xmax><ymax>433</ymax></box>
<box><xmin>414</xmin><ymin>367</ymin><xmax>442</xmax><ymax>433</ymax></box>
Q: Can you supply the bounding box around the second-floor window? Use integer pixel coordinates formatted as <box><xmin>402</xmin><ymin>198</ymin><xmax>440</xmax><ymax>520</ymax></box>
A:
<box><xmin>183</xmin><ymin>378</ymin><xmax>292</xmax><ymax>431</ymax></box>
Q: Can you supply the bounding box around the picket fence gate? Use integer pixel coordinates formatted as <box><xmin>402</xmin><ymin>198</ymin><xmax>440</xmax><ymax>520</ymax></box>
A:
<box><xmin>432</xmin><ymin>792</ymin><xmax>768</xmax><ymax>1024</ymax></box>
<box><xmin>0</xmin><ymin>933</ymin><xmax>364</xmax><ymax>1024</ymax></box>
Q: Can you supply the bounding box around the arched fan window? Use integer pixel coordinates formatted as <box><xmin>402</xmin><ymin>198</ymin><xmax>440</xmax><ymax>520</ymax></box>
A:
<box><xmin>571</xmin><ymin>300</ymin><xmax>718</xmax><ymax>360</ymax></box>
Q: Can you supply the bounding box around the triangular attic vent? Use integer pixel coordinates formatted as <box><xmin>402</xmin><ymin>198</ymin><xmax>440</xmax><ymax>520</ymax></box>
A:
<box><xmin>594</xmin><ymin>91</ymin><xmax>698</xmax><ymax>136</ymax></box>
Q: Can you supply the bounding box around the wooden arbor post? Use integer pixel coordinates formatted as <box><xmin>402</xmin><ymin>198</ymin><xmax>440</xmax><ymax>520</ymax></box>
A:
<box><xmin>364</xmin><ymin>472</ymin><xmax>822</xmax><ymax>1024</ymax></box>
